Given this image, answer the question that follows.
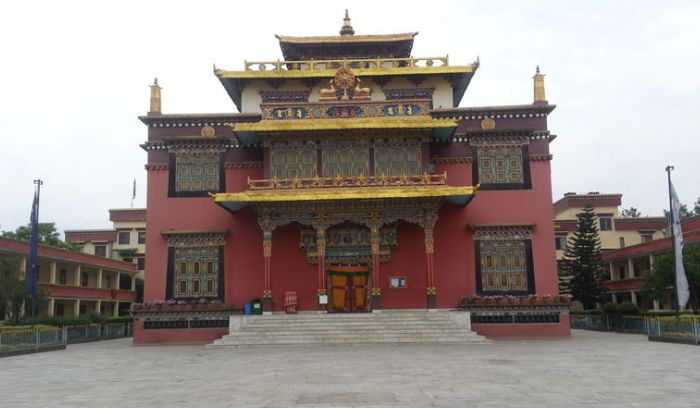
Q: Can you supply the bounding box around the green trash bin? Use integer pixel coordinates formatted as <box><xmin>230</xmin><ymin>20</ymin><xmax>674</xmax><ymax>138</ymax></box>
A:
<box><xmin>252</xmin><ymin>298</ymin><xmax>263</xmax><ymax>315</ymax></box>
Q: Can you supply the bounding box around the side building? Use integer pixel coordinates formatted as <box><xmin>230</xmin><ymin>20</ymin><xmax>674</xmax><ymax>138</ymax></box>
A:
<box><xmin>65</xmin><ymin>208</ymin><xmax>147</xmax><ymax>279</ymax></box>
<box><xmin>600</xmin><ymin>215</ymin><xmax>700</xmax><ymax>311</ymax></box>
<box><xmin>554</xmin><ymin>192</ymin><xmax>666</xmax><ymax>258</ymax></box>
<box><xmin>0</xmin><ymin>237</ymin><xmax>137</xmax><ymax>318</ymax></box>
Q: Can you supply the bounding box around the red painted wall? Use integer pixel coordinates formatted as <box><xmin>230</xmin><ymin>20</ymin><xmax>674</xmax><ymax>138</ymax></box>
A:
<box><xmin>473</xmin><ymin>316</ymin><xmax>571</xmax><ymax>339</ymax></box>
<box><xmin>132</xmin><ymin>321</ymin><xmax>228</xmax><ymax>345</ymax></box>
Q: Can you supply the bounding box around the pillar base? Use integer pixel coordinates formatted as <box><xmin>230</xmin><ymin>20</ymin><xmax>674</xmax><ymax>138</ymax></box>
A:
<box><xmin>262</xmin><ymin>297</ymin><xmax>272</xmax><ymax>313</ymax></box>
<box><xmin>426</xmin><ymin>293</ymin><xmax>437</xmax><ymax>309</ymax></box>
<box><xmin>371</xmin><ymin>294</ymin><xmax>382</xmax><ymax>311</ymax></box>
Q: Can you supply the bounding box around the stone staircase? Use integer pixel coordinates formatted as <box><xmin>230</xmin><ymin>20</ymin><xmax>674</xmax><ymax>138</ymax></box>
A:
<box><xmin>210</xmin><ymin>311</ymin><xmax>490</xmax><ymax>346</ymax></box>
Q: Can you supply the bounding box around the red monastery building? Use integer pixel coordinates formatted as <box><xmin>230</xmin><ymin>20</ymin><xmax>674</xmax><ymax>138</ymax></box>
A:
<box><xmin>135</xmin><ymin>13</ymin><xmax>568</xmax><ymax>343</ymax></box>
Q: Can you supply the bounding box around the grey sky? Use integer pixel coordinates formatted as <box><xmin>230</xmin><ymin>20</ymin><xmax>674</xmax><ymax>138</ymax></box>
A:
<box><xmin>1</xmin><ymin>0</ymin><xmax>698</xmax><ymax>234</ymax></box>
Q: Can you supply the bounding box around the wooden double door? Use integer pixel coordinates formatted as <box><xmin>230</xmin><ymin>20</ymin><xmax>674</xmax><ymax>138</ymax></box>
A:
<box><xmin>329</xmin><ymin>270</ymin><xmax>369</xmax><ymax>313</ymax></box>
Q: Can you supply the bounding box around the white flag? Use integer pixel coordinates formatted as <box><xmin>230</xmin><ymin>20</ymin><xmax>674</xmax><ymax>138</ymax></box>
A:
<box><xmin>670</xmin><ymin>181</ymin><xmax>689</xmax><ymax>308</ymax></box>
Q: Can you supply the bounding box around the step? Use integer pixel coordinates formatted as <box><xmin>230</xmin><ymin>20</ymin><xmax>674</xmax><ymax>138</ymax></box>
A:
<box><xmin>209</xmin><ymin>311</ymin><xmax>487</xmax><ymax>347</ymax></box>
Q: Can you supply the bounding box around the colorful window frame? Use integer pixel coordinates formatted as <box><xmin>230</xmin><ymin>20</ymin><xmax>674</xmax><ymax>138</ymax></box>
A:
<box><xmin>168</xmin><ymin>152</ymin><xmax>225</xmax><ymax>197</ymax></box>
<box><xmin>166</xmin><ymin>246</ymin><xmax>224</xmax><ymax>300</ymax></box>
<box><xmin>270</xmin><ymin>143</ymin><xmax>317</xmax><ymax>179</ymax></box>
<box><xmin>475</xmin><ymin>238</ymin><xmax>535</xmax><ymax>296</ymax></box>
<box><xmin>374</xmin><ymin>144</ymin><xmax>421</xmax><ymax>176</ymax></box>
<box><xmin>322</xmin><ymin>146</ymin><xmax>370</xmax><ymax>177</ymax></box>
<box><xmin>472</xmin><ymin>145</ymin><xmax>531</xmax><ymax>190</ymax></box>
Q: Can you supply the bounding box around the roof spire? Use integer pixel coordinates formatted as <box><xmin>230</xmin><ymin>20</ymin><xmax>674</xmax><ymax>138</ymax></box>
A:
<box><xmin>340</xmin><ymin>9</ymin><xmax>355</xmax><ymax>36</ymax></box>
<box><xmin>148</xmin><ymin>77</ymin><xmax>162</xmax><ymax>116</ymax></box>
<box><xmin>533</xmin><ymin>66</ymin><xmax>547</xmax><ymax>105</ymax></box>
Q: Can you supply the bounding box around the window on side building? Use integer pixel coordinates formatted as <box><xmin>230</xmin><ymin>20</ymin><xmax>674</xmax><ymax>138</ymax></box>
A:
<box><xmin>599</xmin><ymin>217</ymin><xmax>613</xmax><ymax>231</ymax></box>
<box><xmin>118</xmin><ymin>231</ymin><xmax>131</xmax><ymax>245</ymax></box>
<box><xmin>94</xmin><ymin>245</ymin><xmax>107</xmax><ymax>257</ymax></box>
<box><xmin>137</xmin><ymin>257</ymin><xmax>145</xmax><ymax>271</ymax></box>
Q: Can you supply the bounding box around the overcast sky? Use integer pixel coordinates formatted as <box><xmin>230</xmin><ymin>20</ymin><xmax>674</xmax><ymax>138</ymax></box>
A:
<box><xmin>1</xmin><ymin>0</ymin><xmax>698</xmax><ymax>235</ymax></box>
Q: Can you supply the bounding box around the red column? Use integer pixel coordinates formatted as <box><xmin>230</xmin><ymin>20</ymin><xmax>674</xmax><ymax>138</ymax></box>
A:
<box><xmin>262</xmin><ymin>227</ymin><xmax>272</xmax><ymax>312</ymax></box>
<box><xmin>316</xmin><ymin>227</ymin><xmax>327</xmax><ymax>311</ymax></box>
<box><xmin>370</xmin><ymin>226</ymin><xmax>381</xmax><ymax>310</ymax></box>
<box><xmin>425</xmin><ymin>226</ymin><xmax>436</xmax><ymax>309</ymax></box>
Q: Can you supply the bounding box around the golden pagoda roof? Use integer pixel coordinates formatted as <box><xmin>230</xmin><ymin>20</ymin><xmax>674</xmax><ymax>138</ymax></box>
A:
<box><xmin>275</xmin><ymin>32</ymin><xmax>418</xmax><ymax>44</ymax></box>
<box><xmin>214</xmin><ymin>185</ymin><xmax>476</xmax><ymax>212</ymax></box>
<box><xmin>232</xmin><ymin>116</ymin><xmax>457</xmax><ymax>133</ymax></box>
<box><xmin>231</xmin><ymin>116</ymin><xmax>458</xmax><ymax>144</ymax></box>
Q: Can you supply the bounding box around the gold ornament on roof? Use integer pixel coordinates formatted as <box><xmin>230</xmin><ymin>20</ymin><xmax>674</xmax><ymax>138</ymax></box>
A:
<box><xmin>480</xmin><ymin>117</ymin><xmax>496</xmax><ymax>130</ymax></box>
<box><xmin>319</xmin><ymin>64</ymin><xmax>371</xmax><ymax>101</ymax></box>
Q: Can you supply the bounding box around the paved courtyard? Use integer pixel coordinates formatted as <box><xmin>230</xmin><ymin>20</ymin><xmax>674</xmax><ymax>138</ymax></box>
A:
<box><xmin>1</xmin><ymin>330</ymin><xmax>698</xmax><ymax>408</ymax></box>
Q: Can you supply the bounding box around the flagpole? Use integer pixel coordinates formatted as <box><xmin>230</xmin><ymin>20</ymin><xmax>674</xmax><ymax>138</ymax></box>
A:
<box><xmin>31</xmin><ymin>179</ymin><xmax>43</xmax><ymax>319</ymax></box>
<box><xmin>665</xmin><ymin>165</ymin><xmax>681</xmax><ymax>318</ymax></box>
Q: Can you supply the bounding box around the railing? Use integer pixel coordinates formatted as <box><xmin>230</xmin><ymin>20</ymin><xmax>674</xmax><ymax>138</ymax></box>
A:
<box><xmin>244</xmin><ymin>56</ymin><xmax>449</xmax><ymax>72</ymax></box>
<box><xmin>248</xmin><ymin>172</ymin><xmax>447</xmax><ymax>190</ymax></box>
<box><xmin>648</xmin><ymin>318</ymin><xmax>700</xmax><ymax>345</ymax></box>
<box><xmin>0</xmin><ymin>322</ymin><xmax>134</xmax><ymax>357</ymax></box>
<box><xmin>571</xmin><ymin>315</ymin><xmax>700</xmax><ymax>344</ymax></box>
<box><xmin>0</xmin><ymin>327</ymin><xmax>65</xmax><ymax>356</ymax></box>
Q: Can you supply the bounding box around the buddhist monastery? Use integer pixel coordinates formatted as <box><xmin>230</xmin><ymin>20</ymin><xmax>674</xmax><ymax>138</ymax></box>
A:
<box><xmin>135</xmin><ymin>12</ymin><xmax>568</xmax><ymax>343</ymax></box>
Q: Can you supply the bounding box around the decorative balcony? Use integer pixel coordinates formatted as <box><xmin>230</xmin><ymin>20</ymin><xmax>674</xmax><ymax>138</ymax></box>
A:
<box><xmin>244</xmin><ymin>56</ymin><xmax>450</xmax><ymax>72</ymax></box>
<box><xmin>261</xmin><ymin>99</ymin><xmax>432</xmax><ymax>121</ymax></box>
<box><xmin>247</xmin><ymin>172</ymin><xmax>448</xmax><ymax>190</ymax></box>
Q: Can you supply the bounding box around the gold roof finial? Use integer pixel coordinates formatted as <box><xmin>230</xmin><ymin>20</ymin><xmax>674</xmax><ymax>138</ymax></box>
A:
<box><xmin>148</xmin><ymin>77</ymin><xmax>162</xmax><ymax>116</ymax></box>
<box><xmin>340</xmin><ymin>9</ymin><xmax>355</xmax><ymax>36</ymax></box>
<box><xmin>533</xmin><ymin>65</ymin><xmax>547</xmax><ymax>104</ymax></box>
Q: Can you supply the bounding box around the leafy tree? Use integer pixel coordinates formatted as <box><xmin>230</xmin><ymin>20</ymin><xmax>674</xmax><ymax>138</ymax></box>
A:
<box><xmin>620</xmin><ymin>207</ymin><xmax>641</xmax><ymax>218</ymax></box>
<box><xmin>694</xmin><ymin>198</ymin><xmax>700</xmax><ymax>217</ymax></box>
<box><xmin>0</xmin><ymin>256</ymin><xmax>47</xmax><ymax>324</ymax></box>
<box><xmin>1</xmin><ymin>222</ymin><xmax>81</xmax><ymax>251</ymax></box>
<box><xmin>559</xmin><ymin>205</ymin><xmax>608</xmax><ymax>309</ymax></box>
<box><xmin>641</xmin><ymin>243</ymin><xmax>700</xmax><ymax>311</ymax></box>
<box><xmin>663</xmin><ymin>203</ymin><xmax>695</xmax><ymax>221</ymax></box>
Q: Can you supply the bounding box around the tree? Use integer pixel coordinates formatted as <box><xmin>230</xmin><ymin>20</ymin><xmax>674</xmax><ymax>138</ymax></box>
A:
<box><xmin>694</xmin><ymin>198</ymin><xmax>700</xmax><ymax>217</ymax></box>
<box><xmin>620</xmin><ymin>207</ymin><xmax>641</xmax><ymax>218</ymax></box>
<box><xmin>1</xmin><ymin>222</ymin><xmax>81</xmax><ymax>251</ymax></box>
<box><xmin>559</xmin><ymin>205</ymin><xmax>608</xmax><ymax>309</ymax></box>
<box><xmin>663</xmin><ymin>203</ymin><xmax>695</xmax><ymax>221</ymax></box>
<box><xmin>641</xmin><ymin>243</ymin><xmax>700</xmax><ymax>311</ymax></box>
<box><xmin>0</xmin><ymin>256</ymin><xmax>47</xmax><ymax>324</ymax></box>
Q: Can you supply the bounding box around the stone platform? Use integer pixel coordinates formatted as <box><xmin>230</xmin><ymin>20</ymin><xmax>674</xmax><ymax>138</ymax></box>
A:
<box><xmin>210</xmin><ymin>310</ymin><xmax>490</xmax><ymax>346</ymax></box>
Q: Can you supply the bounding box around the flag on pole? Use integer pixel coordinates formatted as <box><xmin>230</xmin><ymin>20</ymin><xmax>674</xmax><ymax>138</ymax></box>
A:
<box><xmin>132</xmin><ymin>178</ymin><xmax>136</xmax><ymax>200</ymax></box>
<box><xmin>28</xmin><ymin>190</ymin><xmax>39</xmax><ymax>305</ymax></box>
<box><xmin>670</xmin><ymin>181</ymin><xmax>689</xmax><ymax>308</ymax></box>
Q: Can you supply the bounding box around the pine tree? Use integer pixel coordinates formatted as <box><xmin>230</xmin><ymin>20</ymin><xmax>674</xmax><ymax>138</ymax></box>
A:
<box><xmin>559</xmin><ymin>205</ymin><xmax>608</xmax><ymax>309</ymax></box>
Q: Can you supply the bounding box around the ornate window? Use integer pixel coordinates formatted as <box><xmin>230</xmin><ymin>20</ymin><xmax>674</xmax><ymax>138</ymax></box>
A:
<box><xmin>270</xmin><ymin>142</ymin><xmax>317</xmax><ymax>179</ymax></box>
<box><xmin>472</xmin><ymin>141</ymin><xmax>530</xmax><ymax>190</ymax></box>
<box><xmin>164</xmin><ymin>231</ymin><xmax>226</xmax><ymax>300</ymax></box>
<box><xmin>374</xmin><ymin>141</ymin><xmax>421</xmax><ymax>176</ymax></box>
<box><xmin>473</xmin><ymin>226</ymin><xmax>535</xmax><ymax>295</ymax></box>
<box><xmin>168</xmin><ymin>143</ymin><xmax>226</xmax><ymax>197</ymax></box>
<box><xmin>322</xmin><ymin>143</ymin><xmax>369</xmax><ymax>177</ymax></box>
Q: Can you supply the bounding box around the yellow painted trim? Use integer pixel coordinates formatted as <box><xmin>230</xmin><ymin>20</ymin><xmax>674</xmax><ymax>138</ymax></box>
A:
<box><xmin>275</xmin><ymin>32</ymin><xmax>418</xmax><ymax>44</ymax></box>
<box><xmin>231</xmin><ymin>116</ymin><xmax>458</xmax><ymax>133</ymax></box>
<box><xmin>214</xmin><ymin>185</ymin><xmax>476</xmax><ymax>203</ymax></box>
<box><xmin>216</xmin><ymin>65</ymin><xmax>476</xmax><ymax>79</ymax></box>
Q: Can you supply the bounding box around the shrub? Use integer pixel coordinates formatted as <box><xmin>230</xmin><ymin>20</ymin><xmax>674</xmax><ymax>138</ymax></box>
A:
<box><xmin>601</xmin><ymin>303</ymin><xmax>618</xmax><ymax>315</ymax></box>
<box><xmin>616</xmin><ymin>302</ymin><xmax>640</xmax><ymax>315</ymax></box>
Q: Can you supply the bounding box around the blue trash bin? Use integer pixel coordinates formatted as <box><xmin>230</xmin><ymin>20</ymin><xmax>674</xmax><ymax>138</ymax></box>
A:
<box><xmin>244</xmin><ymin>303</ymin><xmax>253</xmax><ymax>315</ymax></box>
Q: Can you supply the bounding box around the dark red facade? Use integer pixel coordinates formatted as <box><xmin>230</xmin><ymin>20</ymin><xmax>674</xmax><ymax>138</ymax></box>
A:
<box><xmin>136</xmin><ymin>23</ymin><xmax>569</xmax><ymax>343</ymax></box>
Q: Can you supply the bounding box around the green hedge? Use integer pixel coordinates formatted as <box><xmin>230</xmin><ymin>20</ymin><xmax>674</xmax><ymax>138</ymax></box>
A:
<box><xmin>18</xmin><ymin>313</ymin><xmax>133</xmax><ymax>327</ymax></box>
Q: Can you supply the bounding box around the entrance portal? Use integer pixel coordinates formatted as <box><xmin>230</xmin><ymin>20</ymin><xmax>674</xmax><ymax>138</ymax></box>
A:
<box><xmin>328</xmin><ymin>266</ymin><xmax>369</xmax><ymax>313</ymax></box>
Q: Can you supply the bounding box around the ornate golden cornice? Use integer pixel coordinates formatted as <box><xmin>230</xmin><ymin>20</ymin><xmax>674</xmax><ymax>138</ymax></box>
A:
<box><xmin>224</xmin><ymin>161</ymin><xmax>263</xmax><ymax>169</ymax></box>
<box><xmin>431</xmin><ymin>157</ymin><xmax>472</xmax><ymax>164</ymax></box>
<box><xmin>145</xmin><ymin>164</ymin><xmax>169</xmax><ymax>171</ymax></box>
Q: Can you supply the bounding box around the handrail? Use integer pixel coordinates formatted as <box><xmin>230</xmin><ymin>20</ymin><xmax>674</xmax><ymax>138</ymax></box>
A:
<box><xmin>248</xmin><ymin>172</ymin><xmax>447</xmax><ymax>190</ymax></box>
<box><xmin>244</xmin><ymin>56</ymin><xmax>449</xmax><ymax>72</ymax></box>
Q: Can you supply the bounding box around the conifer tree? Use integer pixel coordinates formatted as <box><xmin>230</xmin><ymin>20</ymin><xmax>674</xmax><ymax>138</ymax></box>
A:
<box><xmin>559</xmin><ymin>205</ymin><xmax>607</xmax><ymax>309</ymax></box>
